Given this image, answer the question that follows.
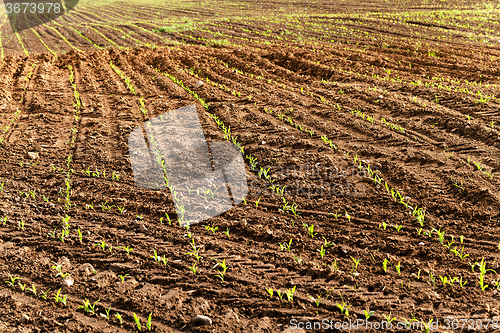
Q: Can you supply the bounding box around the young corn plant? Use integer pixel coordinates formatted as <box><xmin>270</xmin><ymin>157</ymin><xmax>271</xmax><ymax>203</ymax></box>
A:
<box><xmin>151</xmin><ymin>250</ymin><xmax>168</xmax><ymax>266</ymax></box>
<box><xmin>204</xmin><ymin>223</ymin><xmax>218</xmax><ymax>234</ymax></box>
<box><xmin>120</xmin><ymin>246</ymin><xmax>133</xmax><ymax>255</ymax></box>
<box><xmin>133</xmin><ymin>312</ymin><xmax>142</xmax><ymax>331</ymax></box>
<box><xmin>309</xmin><ymin>295</ymin><xmax>323</xmax><ymax>307</ymax></box>
<box><xmin>213</xmin><ymin>258</ymin><xmax>229</xmax><ymax>281</ymax></box>
<box><xmin>279</xmin><ymin>238</ymin><xmax>293</xmax><ymax>252</ymax></box>
<box><xmin>5</xmin><ymin>275</ymin><xmax>19</xmax><ymax>287</ymax></box>
<box><xmin>285</xmin><ymin>285</ymin><xmax>297</xmax><ymax>302</ymax></box>
<box><xmin>115</xmin><ymin>313</ymin><xmax>124</xmax><ymax>326</ymax></box>
<box><xmin>306</xmin><ymin>224</ymin><xmax>318</xmax><ymax>238</ymax></box>
<box><xmin>364</xmin><ymin>309</ymin><xmax>375</xmax><ymax>320</ymax></box>
<box><xmin>382</xmin><ymin>259</ymin><xmax>390</xmax><ymax>273</ymax></box>
<box><xmin>95</xmin><ymin>240</ymin><xmax>107</xmax><ymax>251</ymax></box>
<box><xmin>100</xmin><ymin>307</ymin><xmax>111</xmax><ymax>321</ymax></box>
<box><xmin>336</xmin><ymin>293</ymin><xmax>350</xmax><ymax>317</ymax></box>
<box><xmin>478</xmin><ymin>258</ymin><xmax>495</xmax><ymax>291</ymax></box>
<box><xmin>351</xmin><ymin>257</ymin><xmax>361</xmax><ymax>275</ymax></box>
<box><xmin>118</xmin><ymin>274</ymin><xmax>129</xmax><ymax>282</ymax></box>
<box><xmin>78</xmin><ymin>299</ymin><xmax>100</xmax><ymax>315</ymax></box>
<box><xmin>189</xmin><ymin>262</ymin><xmax>198</xmax><ymax>275</ymax></box>
<box><xmin>266</xmin><ymin>288</ymin><xmax>274</xmax><ymax>299</ymax></box>
<box><xmin>146</xmin><ymin>312</ymin><xmax>153</xmax><ymax>331</ymax></box>
<box><xmin>395</xmin><ymin>262</ymin><xmax>401</xmax><ymax>276</ymax></box>
<box><xmin>322</xmin><ymin>236</ymin><xmax>334</xmax><ymax>247</ymax></box>
<box><xmin>318</xmin><ymin>245</ymin><xmax>326</xmax><ymax>259</ymax></box>
<box><xmin>54</xmin><ymin>289</ymin><xmax>67</xmax><ymax>306</ymax></box>
<box><xmin>39</xmin><ymin>288</ymin><xmax>51</xmax><ymax>300</ymax></box>
<box><xmin>187</xmin><ymin>239</ymin><xmax>203</xmax><ymax>261</ymax></box>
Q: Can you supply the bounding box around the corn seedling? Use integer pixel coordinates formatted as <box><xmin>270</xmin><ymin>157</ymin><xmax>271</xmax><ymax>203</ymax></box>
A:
<box><xmin>290</xmin><ymin>203</ymin><xmax>300</xmax><ymax>218</ymax></box>
<box><xmin>100</xmin><ymin>307</ymin><xmax>111</xmax><ymax>321</ymax></box>
<box><xmin>52</xmin><ymin>264</ymin><xmax>70</xmax><ymax>279</ymax></box>
<box><xmin>213</xmin><ymin>258</ymin><xmax>228</xmax><ymax>281</ymax></box>
<box><xmin>54</xmin><ymin>289</ymin><xmax>67</xmax><ymax>306</ymax></box>
<box><xmin>364</xmin><ymin>309</ymin><xmax>374</xmax><ymax>320</ymax></box>
<box><xmin>27</xmin><ymin>284</ymin><xmax>37</xmax><ymax>296</ymax></box>
<box><xmin>331</xmin><ymin>259</ymin><xmax>340</xmax><ymax>272</ymax></box>
<box><xmin>336</xmin><ymin>293</ymin><xmax>350</xmax><ymax>317</ymax></box>
<box><xmin>189</xmin><ymin>262</ymin><xmax>198</xmax><ymax>274</ymax></box>
<box><xmin>439</xmin><ymin>275</ymin><xmax>451</xmax><ymax>287</ymax></box>
<box><xmin>133</xmin><ymin>312</ymin><xmax>142</xmax><ymax>330</ymax></box>
<box><xmin>115</xmin><ymin>312</ymin><xmax>124</xmax><ymax>325</ymax></box>
<box><xmin>351</xmin><ymin>257</ymin><xmax>361</xmax><ymax>274</ymax></box>
<box><xmin>77</xmin><ymin>228</ymin><xmax>82</xmax><ymax>243</ymax></box>
<box><xmin>450</xmin><ymin>246</ymin><xmax>469</xmax><ymax>260</ymax></box>
<box><xmin>318</xmin><ymin>245</ymin><xmax>326</xmax><ymax>258</ymax></box>
<box><xmin>5</xmin><ymin>275</ymin><xmax>19</xmax><ymax>287</ymax></box>
<box><xmin>39</xmin><ymin>288</ymin><xmax>51</xmax><ymax>300</ymax></box>
<box><xmin>118</xmin><ymin>274</ymin><xmax>129</xmax><ymax>282</ymax></box>
<box><xmin>255</xmin><ymin>197</ymin><xmax>261</xmax><ymax>208</ymax></box>
<box><xmin>433</xmin><ymin>228</ymin><xmax>445</xmax><ymax>244</ymax></box>
<box><xmin>266</xmin><ymin>288</ymin><xmax>274</xmax><ymax>298</ymax></box>
<box><xmin>187</xmin><ymin>239</ymin><xmax>203</xmax><ymax>261</ymax></box>
<box><xmin>48</xmin><ymin>228</ymin><xmax>57</xmax><ymax>238</ymax></box>
<box><xmin>292</xmin><ymin>254</ymin><xmax>303</xmax><ymax>265</ymax></box>
<box><xmin>79</xmin><ymin>299</ymin><xmax>99</xmax><ymax>315</ymax></box>
<box><xmin>17</xmin><ymin>219</ymin><xmax>24</xmax><ymax>230</ymax></box>
<box><xmin>382</xmin><ymin>259</ymin><xmax>390</xmax><ymax>273</ymax></box>
<box><xmin>204</xmin><ymin>223</ymin><xmax>218</xmax><ymax>234</ymax></box>
<box><xmin>307</xmin><ymin>224</ymin><xmax>317</xmax><ymax>238</ymax></box>
<box><xmin>146</xmin><ymin>312</ymin><xmax>153</xmax><ymax>331</ymax></box>
<box><xmin>322</xmin><ymin>236</ymin><xmax>334</xmax><ymax>247</ymax></box>
<box><xmin>395</xmin><ymin>262</ymin><xmax>401</xmax><ymax>276</ymax></box>
<box><xmin>95</xmin><ymin>240</ymin><xmax>107</xmax><ymax>251</ymax></box>
<box><xmin>309</xmin><ymin>295</ymin><xmax>322</xmax><ymax>307</ymax></box>
<box><xmin>449</xmin><ymin>176</ymin><xmax>464</xmax><ymax>192</ymax></box>
<box><xmin>223</xmin><ymin>227</ymin><xmax>230</xmax><ymax>238</ymax></box>
<box><xmin>285</xmin><ymin>285</ymin><xmax>297</xmax><ymax>301</ymax></box>
<box><xmin>164</xmin><ymin>213</ymin><xmax>172</xmax><ymax>225</ymax></box>
<box><xmin>120</xmin><ymin>246</ymin><xmax>133</xmax><ymax>255</ymax></box>
<box><xmin>428</xmin><ymin>270</ymin><xmax>436</xmax><ymax>286</ymax></box>
<box><xmin>383</xmin><ymin>312</ymin><xmax>397</xmax><ymax>323</ymax></box>
<box><xmin>279</xmin><ymin>239</ymin><xmax>292</xmax><ymax>252</ymax></box>
<box><xmin>151</xmin><ymin>250</ymin><xmax>168</xmax><ymax>265</ymax></box>
<box><xmin>478</xmin><ymin>258</ymin><xmax>495</xmax><ymax>291</ymax></box>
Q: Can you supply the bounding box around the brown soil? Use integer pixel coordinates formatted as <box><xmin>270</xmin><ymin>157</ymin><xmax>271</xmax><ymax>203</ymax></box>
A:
<box><xmin>0</xmin><ymin>0</ymin><xmax>500</xmax><ymax>332</ymax></box>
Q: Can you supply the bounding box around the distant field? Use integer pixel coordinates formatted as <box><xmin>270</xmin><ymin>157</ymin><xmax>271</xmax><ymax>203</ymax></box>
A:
<box><xmin>0</xmin><ymin>0</ymin><xmax>500</xmax><ymax>332</ymax></box>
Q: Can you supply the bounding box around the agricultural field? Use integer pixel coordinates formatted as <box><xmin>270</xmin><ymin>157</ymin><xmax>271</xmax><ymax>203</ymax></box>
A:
<box><xmin>1</xmin><ymin>0</ymin><xmax>500</xmax><ymax>331</ymax></box>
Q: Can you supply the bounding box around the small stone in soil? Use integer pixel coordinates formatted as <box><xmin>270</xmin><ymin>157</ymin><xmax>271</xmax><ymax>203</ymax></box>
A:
<box><xmin>191</xmin><ymin>315</ymin><xmax>212</xmax><ymax>326</ymax></box>
<box><xmin>62</xmin><ymin>276</ymin><xmax>74</xmax><ymax>288</ymax></box>
<box><xmin>19</xmin><ymin>314</ymin><xmax>29</xmax><ymax>323</ymax></box>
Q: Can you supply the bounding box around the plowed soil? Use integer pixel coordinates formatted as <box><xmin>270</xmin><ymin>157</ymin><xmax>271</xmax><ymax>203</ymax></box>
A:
<box><xmin>1</xmin><ymin>0</ymin><xmax>500</xmax><ymax>332</ymax></box>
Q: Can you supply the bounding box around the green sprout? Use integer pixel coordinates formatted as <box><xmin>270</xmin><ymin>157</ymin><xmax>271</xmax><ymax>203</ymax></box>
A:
<box><xmin>133</xmin><ymin>312</ymin><xmax>142</xmax><ymax>330</ymax></box>
<box><xmin>213</xmin><ymin>258</ymin><xmax>228</xmax><ymax>281</ymax></box>
<box><xmin>5</xmin><ymin>274</ymin><xmax>19</xmax><ymax>287</ymax></box>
